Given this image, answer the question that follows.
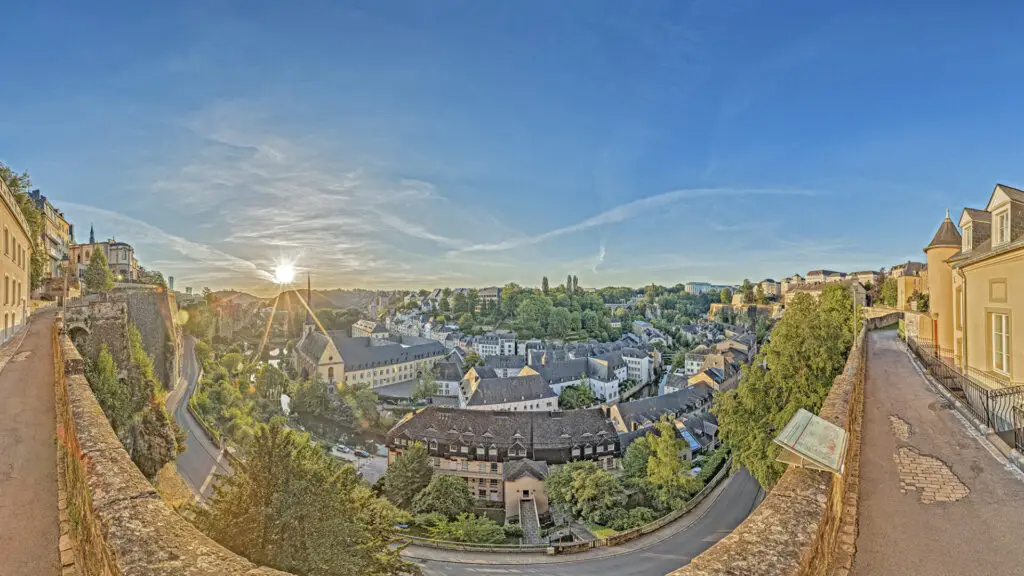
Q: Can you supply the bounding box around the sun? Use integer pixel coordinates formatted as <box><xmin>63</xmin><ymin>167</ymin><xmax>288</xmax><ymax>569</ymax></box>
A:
<box><xmin>273</xmin><ymin>261</ymin><xmax>296</xmax><ymax>284</ymax></box>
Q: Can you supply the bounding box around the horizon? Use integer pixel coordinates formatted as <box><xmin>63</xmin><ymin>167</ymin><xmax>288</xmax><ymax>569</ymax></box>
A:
<box><xmin>5</xmin><ymin>2</ymin><xmax>1023</xmax><ymax>292</ymax></box>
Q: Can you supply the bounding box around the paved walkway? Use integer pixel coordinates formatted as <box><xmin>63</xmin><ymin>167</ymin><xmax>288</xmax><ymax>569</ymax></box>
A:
<box><xmin>852</xmin><ymin>330</ymin><xmax>1024</xmax><ymax>576</ymax></box>
<box><xmin>0</xmin><ymin>311</ymin><xmax>59</xmax><ymax>576</ymax></box>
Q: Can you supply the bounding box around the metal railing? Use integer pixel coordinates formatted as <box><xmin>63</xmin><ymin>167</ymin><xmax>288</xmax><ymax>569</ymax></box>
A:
<box><xmin>907</xmin><ymin>339</ymin><xmax>1024</xmax><ymax>437</ymax></box>
<box><xmin>1015</xmin><ymin>407</ymin><xmax>1024</xmax><ymax>454</ymax></box>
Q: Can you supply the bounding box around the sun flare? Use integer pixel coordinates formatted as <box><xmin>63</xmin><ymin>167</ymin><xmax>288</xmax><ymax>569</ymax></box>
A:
<box><xmin>273</xmin><ymin>262</ymin><xmax>296</xmax><ymax>284</ymax></box>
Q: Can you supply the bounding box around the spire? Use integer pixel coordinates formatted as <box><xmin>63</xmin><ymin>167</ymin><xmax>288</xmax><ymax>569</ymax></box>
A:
<box><xmin>926</xmin><ymin>210</ymin><xmax>961</xmax><ymax>250</ymax></box>
<box><xmin>89</xmin><ymin>224</ymin><xmax>95</xmax><ymax>244</ymax></box>
<box><xmin>305</xmin><ymin>273</ymin><xmax>313</xmax><ymax>325</ymax></box>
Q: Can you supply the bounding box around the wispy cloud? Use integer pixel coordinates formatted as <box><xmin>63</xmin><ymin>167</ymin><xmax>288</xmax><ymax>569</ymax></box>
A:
<box><xmin>58</xmin><ymin>201</ymin><xmax>274</xmax><ymax>283</ymax></box>
<box><xmin>592</xmin><ymin>239</ymin><xmax>606</xmax><ymax>273</ymax></box>
<box><xmin>453</xmin><ymin>187</ymin><xmax>816</xmax><ymax>253</ymax></box>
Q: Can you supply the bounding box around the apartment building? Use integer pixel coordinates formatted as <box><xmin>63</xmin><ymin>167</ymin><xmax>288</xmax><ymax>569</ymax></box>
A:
<box><xmin>351</xmin><ymin>319</ymin><xmax>389</xmax><ymax>339</ymax></box>
<box><xmin>0</xmin><ymin>178</ymin><xmax>33</xmax><ymax>341</ymax></box>
<box><xmin>758</xmin><ymin>278</ymin><xmax>782</xmax><ymax>299</ymax></box>
<box><xmin>460</xmin><ymin>374</ymin><xmax>558</xmax><ymax>411</ymax></box>
<box><xmin>927</xmin><ymin>185</ymin><xmax>1024</xmax><ymax>387</ymax></box>
<box><xmin>386</xmin><ymin>407</ymin><xmax>619</xmax><ymax>518</ymax></box>
<box><xmin>28</xmin><ymin>190</ymin><xmax>73</xmax><ymax>279</ymax></box>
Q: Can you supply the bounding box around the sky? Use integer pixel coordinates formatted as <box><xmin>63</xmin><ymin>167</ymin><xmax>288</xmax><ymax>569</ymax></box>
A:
<box><xmin>4</xmin><ymin>1</ymin><xmax>1024</xmax><ymax>295</ymax></box>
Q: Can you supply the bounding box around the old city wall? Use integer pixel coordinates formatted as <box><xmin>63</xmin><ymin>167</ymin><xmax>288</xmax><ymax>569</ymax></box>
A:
<box><xmin>54</xmin><ymin>318</ymin><xmax>293</xmax><ymax>576</ymax></box>
<box><xmin>669</xmin><ymin>311</ymin><xmax>902</xmax><ymax>576</ymax></box>
<box><xmin>64</xmin><ymin>288</ymin><xmax>181</xmax><ymax>389</ymax></box>
<box><xmin>125</xmin><ymin>289</ymin><xmax>181</xmax><ymax>388</ymax></box>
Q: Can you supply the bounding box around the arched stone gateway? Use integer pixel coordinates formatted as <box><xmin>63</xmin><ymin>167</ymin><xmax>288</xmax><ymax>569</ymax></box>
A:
<box><xmin>67</xmin><ymin>325</ymin><xmax>90</xmax><ymax>349</ymax></box>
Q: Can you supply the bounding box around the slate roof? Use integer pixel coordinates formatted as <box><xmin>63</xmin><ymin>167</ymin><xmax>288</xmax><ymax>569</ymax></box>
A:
<box><xmin>927</xmin><ymin>214</ymin><xmax>964</xmax><ymax>249</ymax></box>
<box><xmin>297</xmin><ymin>330</ymin><xmax>331</xmax><ymax>362</ymax></box>
<box><xmin>388</xmin><ymin>406</ymin><xmax>618</xmax><ymax>452</ymax></box>
<box><xmin>484</xmin><ymin>355</ymin><xmax>527</xmax><ymax>371</ymax></box>
<box><xmin>962</xmin><ymin>208</ymin><xmax>991</xmax><ymax>222</ymax></box>
<box><xmin>503</xmin><ymin>459</ymin><xmax>549</xmax><ymax>481</ymax></box>
<box><xmin>434</xmin><ymin>361</ymin><xmax>464</xmax><ymax>383</ymax></box>
<box><xmin>333</xmin><ymin>334</ymin><xmax>446</xmax><ymax>371</ymax></box>
<box><xmin>468</xmin><ymin>366</ymin><xmax>499</xmax><ymax>380</ymax></box>
<box><xmin>467</xmin><ymin>374</ymin><xmax>556</xmax><ymax>407</ymax></box>
<box><xmin>613</xmin><ymin>385</ymin><xmax>712</xmax><ymax>429</ymax></box>
<box><xmin>995</xmin><ymin>183</ymin><xmax>1024</xmax><ymax>203</ymax></box>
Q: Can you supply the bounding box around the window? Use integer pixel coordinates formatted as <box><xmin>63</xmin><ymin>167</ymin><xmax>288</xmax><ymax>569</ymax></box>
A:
<box><xmin>429</xmin><ymin>440</ymin><xmax>437</xmax><ymax>450</ymax></box>
<box><xmin>490</xmin><ymin>462</ymin><xmax>498</xmax><ymax>473</ymax></box>
<box><xmin>995</xmin><ymin>210</ymin><xmax>1010</xmax><ymax>245</ymax></box>
<box><xmin>571</xmin><ymin>447</ymin><xmax>580</xmax><ymax>457</ymax></box>
<box><xmin>327</xmin><ymin>367</ymin><xmax>334</xmax><ymax>380</ymax></box>
<box><xmin>3</xmin><ymin>276</ymin><xmax>6</xmax><ymax>305</ymax></box>
<box><xmin>993</xmin><ymin>313</ymin><xmax>1010</xmax><ymax>374</ymax></box>
<box><xmin>478</xmin><ymin>463</ymin><xmax>485</xmax><ymax>472</ymax></box>
<box><xmin>460</xmin><ymin>446</ymin><xmax>468</xmax><ymax>453</ymax></box>
<box><xmin>3</xmin><ymin>228</ymin><xmax>6</xmax><ymax>255</ymax></box>
<box><xmin>461</xmin><ymin>461</ymin><xmax>469</xmax><ymax>471</ymax></box>
<box><xmin>962</xmin><ymin>224</ymin><xmax>973</xmax><ymax>252</ymax></box>
<box><xmin>476</xmin><ymin>447</ymin><xmax>484</xmax><ymax>457</ymax></box>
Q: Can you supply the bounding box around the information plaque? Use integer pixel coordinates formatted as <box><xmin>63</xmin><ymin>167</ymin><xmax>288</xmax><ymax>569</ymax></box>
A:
<box><xmin>773</xmin><ymin>408</ymin><xmax>847</xmax><ymax>475</ymax></box>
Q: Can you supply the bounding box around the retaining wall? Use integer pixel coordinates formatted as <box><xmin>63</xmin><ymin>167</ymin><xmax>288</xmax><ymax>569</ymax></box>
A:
<box><xmin>54</xmin><ymin>317</ymin><xmax>293</xmax><ymax>576</ymax></box>
<box><xmin>668</xmin><ymin>312</ymin><xmax>901</xmax><ymax>576</ymax></box>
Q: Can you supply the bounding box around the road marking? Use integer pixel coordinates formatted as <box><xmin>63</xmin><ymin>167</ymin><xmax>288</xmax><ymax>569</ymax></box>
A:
<box><xmin>198</xmin><ymin>448</ymin><xmax>229</xmax><ymax>495</ymax></box>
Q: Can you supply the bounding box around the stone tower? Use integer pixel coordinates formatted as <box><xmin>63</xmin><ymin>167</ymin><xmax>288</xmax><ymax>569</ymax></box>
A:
<box><xmin>924</xmin><ymin>209</ymin><xmax>961</xmax><ymax>354</ymax></box>
<box><xmin>303</xmin><ymin>273</ymin><xmax>315</xmax><ymax>336</ymax></box>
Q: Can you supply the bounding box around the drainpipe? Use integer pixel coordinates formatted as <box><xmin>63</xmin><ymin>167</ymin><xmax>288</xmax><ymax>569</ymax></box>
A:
<box><xmin>957</xmin><ymin>267</ymin><xmax>967</xmax><ymax>374</ymax></box>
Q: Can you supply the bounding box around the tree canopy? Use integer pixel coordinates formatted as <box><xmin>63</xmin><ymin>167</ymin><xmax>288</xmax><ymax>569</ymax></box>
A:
<box><xmin>412</xmin><ymin>475</ymin><xmax>473</xmax><ymax>520</ymax></box>
<box><xmin>194</xmin><ymin>420</ymin><xmax>414</xmax><ymax>576</ymax></box>
<box><xmin>714</xmin><ymin>285</ymin><xmax>855</xmax><ymax>488</ymax></box>
<box><xmin>84</xmin><ymin>248</ymin><xmax>115</xmax><ymax>293</ymax></box>
<box><xmin>382</xmin><ymin>442</ymin><xmax>433</xmax><ymax>509</ymax></box>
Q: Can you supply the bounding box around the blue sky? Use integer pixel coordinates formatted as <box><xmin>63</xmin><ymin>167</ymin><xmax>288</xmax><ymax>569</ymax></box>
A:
<box><xmin>3</xmin><ymin>1</ymin><xmax>1024</xmax><ymax>294</ymax></box>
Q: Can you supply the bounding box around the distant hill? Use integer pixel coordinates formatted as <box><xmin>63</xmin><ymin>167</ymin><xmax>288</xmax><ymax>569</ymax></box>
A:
<box><xmin>270</xmin><ymin>289</ymin><xmax>375</xmax><ymax>314</ymax></box>
<box><xmin>212</xmin><ymin>290</ymin><xmax>263</xmax><ymax>306</ymax></box>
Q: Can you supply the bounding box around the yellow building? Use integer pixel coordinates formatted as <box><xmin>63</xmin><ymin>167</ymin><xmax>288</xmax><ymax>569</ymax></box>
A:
<box><xmin>0</xmin><ymin>178</ymin><xmax>34</xmax><ymax>341</ymax></box>
<box><xmin>927</xmin><ymin>184</ymin><xmax>1024</xmax><ymax>387</ymax></box>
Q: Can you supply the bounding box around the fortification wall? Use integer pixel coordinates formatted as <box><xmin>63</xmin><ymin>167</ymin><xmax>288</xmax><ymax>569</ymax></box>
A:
<box><xmin>668</xmin><ymin>311</ymin><xmax>901</xmax><ymax>576</ymax></box>
<box><xmin>55</xmin><ymin>318</ymin><xmax>292</xmax><ymax>576</ymax></box>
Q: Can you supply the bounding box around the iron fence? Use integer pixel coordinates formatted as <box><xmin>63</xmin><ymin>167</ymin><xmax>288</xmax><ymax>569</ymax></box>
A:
<box><xmin>907</xmin><ymin>339</ymin><xmax>1024</xmax><ymax>441</ymax></box>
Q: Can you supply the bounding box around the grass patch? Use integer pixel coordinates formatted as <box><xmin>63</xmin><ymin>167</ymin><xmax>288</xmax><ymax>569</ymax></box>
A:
<box><xmin>586</xmin><ymin>523</ymin><xmax>619</xmax><ymax>538</ymax></box>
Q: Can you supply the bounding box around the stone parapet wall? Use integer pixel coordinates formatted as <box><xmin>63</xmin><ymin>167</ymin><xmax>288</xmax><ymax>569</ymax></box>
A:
<box><xmin>54</xmin><ymin>319</ymin><xmax>292</xmax><ymax>576</ymax></box>
<box><xmin>669</xmin><ymin>312</ymin><xmax>901</xmax><ymax>576</ymax></box>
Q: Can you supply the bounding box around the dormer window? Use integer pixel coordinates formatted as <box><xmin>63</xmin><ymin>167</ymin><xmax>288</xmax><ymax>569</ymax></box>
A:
<box><xmin>995</xmin><ymin>210</ymin><xmax>1010</xmax><ymax>246</ymax></box>
<box><xmin>962</xmin><ymin>224</ymin><xmax>973</xmax><ymax>253</ymax></box>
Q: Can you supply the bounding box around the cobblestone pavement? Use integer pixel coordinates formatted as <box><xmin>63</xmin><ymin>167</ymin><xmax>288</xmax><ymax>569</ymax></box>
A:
<box><xmin>852</xmin><ymin>330</ymin><xmax>1024</xmax><ymax>576</ymax></box>
<box><xmin>0</xmin><ymin>312</ymin><xmax>60</xmax><ymax>576</ymax></box>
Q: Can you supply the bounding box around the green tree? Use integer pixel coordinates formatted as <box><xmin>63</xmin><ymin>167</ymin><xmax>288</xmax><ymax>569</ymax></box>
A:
<box><xmin>714</xmin><ymin>288</ymin><xmax>853</xmax><ymax>488</ymax></box>
<box><xmin>412</xmin><ymin>475</ymin><xmax>473</xmax><ymax>519</ymax></box>
<box><xmin>754</xmin><ymin>284</ymin><xmax>767</xmax><ymax>304</ymax></box>
<box><xmin>382</xmin><ymin>442</ymin><xmax>433</xmax><ymax>509</ymax></box>
<box><xmin>542</xmin><ymin>276</ymin><xmax>549</xmax><ymax>295</ymax></box>
<box><xmin>545</xmin><ymin>460</ymin><xmax>625</xmax><ymax>525</ymax></box>
<box><xmin>646</xmin><ymin>419</ymin><xmax>701</xmax><ymax>509</ymax></box>
<box><xmin>84</xmin><ymin>248</ymin><xmax>115</xmax><ymax>293</ymax></box>
<box><xmin>548</xmin><ymin>307</ymin><xmax>572</xmax><ymax>338</ymax></box>
<box><xmin>121</xmin><ymin>324</ymin><xmax>183</xmax><ymax>478</ymax></box>
<box><xmin>87</xmin><ymin>344</ymin><xmax>131</xmax><ymax>433</ymax></box>
<box><xmin>412</xmin><ymin>366</ymin><xmax>439</xmax><ymax>401</ymax></box>
<box><xmin>720</xmin><ymin>287</ymin><xmax>732</xmax><ymax>305</ymax></box>
<box><xmin>670</xmin><ymin>350</ymin><xmax>687</xmax><ymax>373</ymax></box>
<box><xmin>557</xmin><ymin>379</ymin><xmax>596</xmax><ymax>409</ymax></box>
<box><xmin>458</xmin><ymin>313</ymin><xmax>474</xmax><ymax>330</ymax></box>
<box><xmin>463</xmin><ymin>350</ymin><xmax>483</xmax><ymax>371</ymax></box>
<box><xmin>427</xmin><ymin>513</ymin><xmax>505</xmax><ymax>544</ymax></box>
<box><xmin>439</xmin><ymin>297</ymin><xmax>451</xmax><ymax>313</ymax></box>
<box><xmin>193</xmin><ymin>420</ymin><xmax>412</xmax><ymax>576</ymax></box>
<box><xmin>0</xmin><ymin>162</ymin><xmax>46</xmax><ymax>289</ymax></box>
<box><xmin>881</xmin><ymin>276</ymin><xmax>898</xmax><ymax>307</ymax></box>
<box><xmin>740</xmin><ymin>279</ymin><xmax>754</xmax><ymax>303</ymax></box>
<box><xmin>514</xmin><ymin>295</ymin><xmax>553</xmax><ymax>338</ymax></box>
<box><xmin>620</xmin><ymin>436</ymin><xmax>651</xmax><ymax>485</ymax></box>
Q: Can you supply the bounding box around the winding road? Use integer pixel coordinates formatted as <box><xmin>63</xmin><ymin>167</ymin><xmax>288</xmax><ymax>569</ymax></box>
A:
<box><xmin>413</xmin><ymin>469</ymin><xmax>764</xmax><ymax>576</ymax></box>
<box><xmin>165</xmin><ymin>335</ymin><xmax>232</xmax><ymax>501</ymax></box>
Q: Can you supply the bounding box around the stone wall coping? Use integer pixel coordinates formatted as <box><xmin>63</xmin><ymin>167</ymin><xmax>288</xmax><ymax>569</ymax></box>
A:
<box><xmin>60</xmin><ymin>332</ymin><xmax>293</xmax><ymax>576</ymax></box>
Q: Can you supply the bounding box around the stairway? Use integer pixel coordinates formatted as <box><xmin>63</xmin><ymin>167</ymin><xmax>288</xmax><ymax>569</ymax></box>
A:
<box><xmin>519</xmin><ymin>499</ymin><xmax>542</xmax><ymax>544</ymax></box>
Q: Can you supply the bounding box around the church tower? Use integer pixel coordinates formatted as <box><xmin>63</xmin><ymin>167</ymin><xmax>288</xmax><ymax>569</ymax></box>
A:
<box><xmin>303</xmin><ymin>273</ymin><xmax>315</xmax><ymax>336</ymax></box>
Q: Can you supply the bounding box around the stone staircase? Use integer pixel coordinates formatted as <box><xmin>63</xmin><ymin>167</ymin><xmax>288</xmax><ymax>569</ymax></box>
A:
<box><xmin>519</xmin><ymin>499</ymin><xmax>542</xmax><ymax>544</ymax></box>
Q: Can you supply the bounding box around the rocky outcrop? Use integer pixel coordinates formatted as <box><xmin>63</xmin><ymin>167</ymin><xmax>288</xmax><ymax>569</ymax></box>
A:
<box><xmin>55</xmin><ymin>318</ymin><xmax>293</xmax><ymax>575</ymax></box>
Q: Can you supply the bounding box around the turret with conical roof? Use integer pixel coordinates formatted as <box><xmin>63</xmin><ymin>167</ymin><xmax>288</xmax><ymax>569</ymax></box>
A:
<box><xmin>927</xmin><ymin>209</ymin><xmax>962</xmax><ymax>249</ymax></box>
<box><xmin>924</xmin><ymin>209</ymin><xmax>960</xmax><ymax>354</ymax></box>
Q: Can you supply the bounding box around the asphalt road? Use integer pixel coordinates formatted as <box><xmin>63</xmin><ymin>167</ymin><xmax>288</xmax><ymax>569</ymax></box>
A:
<box><xmin>416</xmin><ymin>469</ymin><xmax>764</xmax><ymax>576</ymax></box>
<box><xmin>165</xmin><ymin>335</ymin><xmax>232</xmax><ymax>501</ymax></box>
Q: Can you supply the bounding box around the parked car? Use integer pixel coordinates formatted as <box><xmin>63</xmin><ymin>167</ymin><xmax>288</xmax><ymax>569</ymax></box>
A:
<box><xmin>335</xmin><ymin>444</ymin><xmax>351</xmax><ymax>453</ymax></box>
<box><xmin>353</xmin><ymin>449</ymin><xmax>371</xmax><ymax>458</ymax></box>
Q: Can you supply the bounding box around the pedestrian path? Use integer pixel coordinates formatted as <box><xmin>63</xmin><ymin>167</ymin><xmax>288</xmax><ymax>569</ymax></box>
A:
<box><xmin>519</xmin><ymin>499</ymin><xmax>541</xmax><ymax>544</ymax></box>
<box><xmin>852</xmin><ymin>330</ymin><xmax>1024</xmax><ymax>576</ymax></box>
<box><xmin>0</xmin><ymin>311</ymin><xmax>59</xmax><ymax>576</ymax></box>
